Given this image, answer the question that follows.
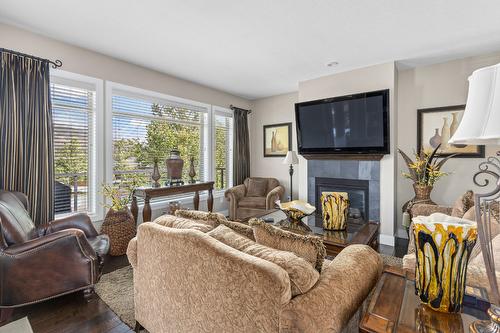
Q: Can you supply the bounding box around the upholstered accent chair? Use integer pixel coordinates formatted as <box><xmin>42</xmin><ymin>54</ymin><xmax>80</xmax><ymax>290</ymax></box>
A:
<box><xmin>0</xmin><ymin>190</ymin><xmax>109</xmax><ymax>321</ymax></box>
<box><xmin>225</xmin><ymin>177</ymin><xmax>284</xmax><ymax>220</ymax></box>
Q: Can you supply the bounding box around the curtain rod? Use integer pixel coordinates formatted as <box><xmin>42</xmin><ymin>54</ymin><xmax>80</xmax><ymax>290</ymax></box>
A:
<box><xmin>0</xmin><ymin>48</ymin><xmax>63</xmax><ymax>69</ymax></box>
<box><xmin>230</xmin><ymin>104</ymin><xmax>252</xmax><ymax>114</ymax></box>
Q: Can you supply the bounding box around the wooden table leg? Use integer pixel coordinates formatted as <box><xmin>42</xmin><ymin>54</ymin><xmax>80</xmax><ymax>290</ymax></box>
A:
<box><xmin>194</xmin><ymin>190</ymin><xmax>200</xmax><ymax>210</ymax></box>
<box><xmin>143</xmin><ymin>196</ymin><xmax>152</xmax><ymax>222</ymax></box>
<box><xmin>131</xmin><ymin>194</ymin><xmax>138</xmax><ymax>223</ymax></box>
<box><xmin>208</xmin><ymin>188</ymin><xmax>213</xmax><ymax>212</ymax></box>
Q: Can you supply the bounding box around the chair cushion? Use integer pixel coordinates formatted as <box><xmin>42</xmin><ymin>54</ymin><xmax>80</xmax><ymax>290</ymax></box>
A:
<box><xmin>174</xmin><ymin>210</ymin><xmax>227</xmax><ymax>228</ymax></box>
<box><xmin>154</xmin><ymin>215</ymin><xmax>213</xmax><ymax>233</ymax></box>
<box><xmin>239</xmin><ymin>197</ymin><xmax>266</xmax><ymax>209</ymax></box>
<box><xmin>208</xmin><ymin>225</ymin><xmax>319</xmax><ymax>297</ymax></box>
<box><xmin>249</xmin><ymin>218</ymin><xmax>326</xmax><ymax>272</ymax></box>
<box><xmin>0</xmin><ymin>191</ymin><xmax>37</xmax><ymax>245</ymax></box>
<box><xmin>451</xmin><ymin>190</ymin><xmax>475</xmax><ymax>218</ymax></box>
<box><xmin>246</xmin><ymin>178</ymin><xmax>268</xmax><ymax>197</ymax></box>
<box><xmin>88</xmin><ymin>234</ymin><xmax>110</xmax><ymax>257</ymax></box>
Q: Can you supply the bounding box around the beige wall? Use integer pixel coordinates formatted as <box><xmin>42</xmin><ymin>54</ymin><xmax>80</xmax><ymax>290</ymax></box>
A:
<box><xmin>0</xmin><ymin>23</ymin><xmax>251</xmax><ymax>110</ymax></box>
<box><xmin>249</xmin><ymin>92</ymin><xmax>299</xmax><ymax>200</ymax></box>
<box><xmin>396</xmin><ymin>52</ymin><xmax>500</xmax><ymax>236</ymax></box>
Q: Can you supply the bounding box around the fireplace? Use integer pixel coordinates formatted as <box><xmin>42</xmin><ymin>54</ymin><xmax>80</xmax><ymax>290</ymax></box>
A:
<box><xmin>315</xmin><ymin>177</ymin><xmax>369</xmax><ymax>220</ymax></box>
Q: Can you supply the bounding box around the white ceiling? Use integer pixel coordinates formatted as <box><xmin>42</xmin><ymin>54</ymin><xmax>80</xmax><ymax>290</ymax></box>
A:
<box><xmin>1</xmin><ymin>0</ymin><xmax>500</xmax><ymax>99</ymax></box>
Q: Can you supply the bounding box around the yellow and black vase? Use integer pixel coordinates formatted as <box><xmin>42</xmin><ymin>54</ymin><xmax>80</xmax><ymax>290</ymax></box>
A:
<box><xmin>321</xmin><ymin>192</ymin><xmax>350</xmax><ymax>230</ymax></box>
<box><xmin>413</xmin><ymin>213</ymin><xmax>477</xmax><ymax>313</ymax></box>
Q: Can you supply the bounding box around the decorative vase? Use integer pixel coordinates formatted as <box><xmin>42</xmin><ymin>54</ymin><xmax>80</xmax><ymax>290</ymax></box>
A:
<box><xmin>450</xmin><ymin>112</ymin><xmax>459</xmax><ymax>137</ymax></box>
<box><xmin>271</xmin><ymin>131</ymin><xmax>277</xmax><ymax>152</ymax></box>
<box><xmin>429</xmin><ymin>128</ymin><xmax>442</xmax><ymax>148</ymax></box>
<box><xmin>275</xmin><ymin>200</ymin><xmax>315</xmax><ymax>232</ymax></box>
<box><xmin>166</xmin><ymin>149</ymin><xmax>184</xmax><ymax>185</ymax></box>
<box><xmin>151</xmin><ymin>160</ymin><xmax>161</xmax><ymax>187</ymax></box>
<box><xmin>441</xmin><ymin>117</ymin><xmax>450</xmax><ymax>149</ymax></box>
<box><xmin>402</xmin><ymin>184</ymin><xmax>437</xmax><ymax>214</ymax></box>
<box><xmin>321</xmin><ymin>192</ymin><xmax>350</xmax><ymax>230</ymax></box>
<box><xmin>101</xmin><ymin>208</ymin><xmax>136</xmax><ymax>256</ymax></box>
<box><xmin>413</xmin><ymin>213</ymin><xmax>477</xmax><ymax>313</ymax></box>
<box><xmin>188</xmin><ymin>156</ymin><xmax>196</xmax><ymax>183</ymax></box>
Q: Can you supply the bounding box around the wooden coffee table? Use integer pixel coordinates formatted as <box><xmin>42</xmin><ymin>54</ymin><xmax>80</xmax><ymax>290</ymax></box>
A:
<box><xmin>359</xmin><ymin>266</ymin><xmax>490</xmax><ymax>333</ymax></box>
<box><xmin>257</xmin><ymin>210</ymin><xmax>379</xmax><ymax>257</ymax></box>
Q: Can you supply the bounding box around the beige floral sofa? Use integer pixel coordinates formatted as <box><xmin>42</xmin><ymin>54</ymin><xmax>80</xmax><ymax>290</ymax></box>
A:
<box><xmin>127</xmin><ymin>211</ymin><xmax>383</xmax><ymax>333</ymax></box>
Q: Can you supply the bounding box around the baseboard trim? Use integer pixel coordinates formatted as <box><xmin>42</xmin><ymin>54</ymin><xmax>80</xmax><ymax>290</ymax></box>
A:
<box><xmin>379</xmin><ymin>234</ymin><xmax>395</xmax><ymax>246</ymax></box>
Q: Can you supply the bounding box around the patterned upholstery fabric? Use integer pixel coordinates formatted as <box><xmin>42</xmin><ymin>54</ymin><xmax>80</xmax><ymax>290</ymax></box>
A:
<box><xmin>127</xmin><ymin>222</ymin><xmax>383</xmax><ymax>333</ymax></box>
<box><xmin>249</xmin><ymin>218</ymin><xmax>326</xmax><ymax>272</ymax></box>
<box><xmin>154</xmin><ymin>214</ymin><xmax>213</xmax><ymax>233</ymax></box>
<box><xmin>239</xmin><ymin>197</ymin><xmax>266</xmax><ymax>209</ymax></box>
<box><xmin>174</xmin><ymin>209</ymin><xmax>227</xmax><ymax>228</ymax></box>
<box><xmin>220</xmin><ymin>219</ymin><xmax>256</xmax><ymax>241</ymax></box>
<box><xmin>246</xmin><ymin>178</ymin><xmax>269</xmax><ymax>197</ymax></box>
<box><xmin>208</xmin><ymin>225</ymin><xmax>319</xmax><ymax>296</ymax></box>
<box><xmin>451</xmin><ymin>190</ymin><xmax>475</xmax><ymax>218</ymax></box>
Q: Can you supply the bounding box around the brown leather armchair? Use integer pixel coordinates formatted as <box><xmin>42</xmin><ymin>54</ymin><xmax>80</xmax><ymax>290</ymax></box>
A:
<box><xmin>0</xmin><ymin>190</ymin><xmax>109</xmax><ymax>319</ymax></box>
<box><xmin>225</xmin><ymin>177</ymin><xmax>284</xmax><ymax>220</ymax></box>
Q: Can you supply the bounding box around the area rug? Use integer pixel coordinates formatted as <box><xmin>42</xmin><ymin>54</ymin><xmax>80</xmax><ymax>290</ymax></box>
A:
<box><xmin>96</xmin><ymin>254</ymin><xmax>403</xmax><ymax>329</ymax></box>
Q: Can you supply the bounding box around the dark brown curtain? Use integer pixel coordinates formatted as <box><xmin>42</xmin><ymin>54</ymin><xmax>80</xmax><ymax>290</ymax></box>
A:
<box><xmin>232</xmin><ymin>107</ymin><xmax>250</xmax><ymax>185</ymax></box>
<box><xmin>0</xmin><ymin>51</ymin><xmax>54</xmax><ymax>225</ymax></box>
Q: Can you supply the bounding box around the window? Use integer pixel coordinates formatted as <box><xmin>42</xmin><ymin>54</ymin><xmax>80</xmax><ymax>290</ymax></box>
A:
<box><xmin>51</xmin><ymin>72</ymin><xmax>103</xmax><ymax>220</ymax></box>
<box><xmin>214</xmin><ymin>108</ymin><xmax>233</xmax><ymax>190</ymax></box>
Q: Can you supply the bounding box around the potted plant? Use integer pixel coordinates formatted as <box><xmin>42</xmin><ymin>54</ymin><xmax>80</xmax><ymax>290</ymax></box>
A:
<box><xmin>100</xmin><ymin>177</ymin><xmax>140</xmax><ymax>256</ymax></box>
<box><xmin>399</xmin><ymin>144</ymin><xmax>457</xmax><ymax>211</ymax></box>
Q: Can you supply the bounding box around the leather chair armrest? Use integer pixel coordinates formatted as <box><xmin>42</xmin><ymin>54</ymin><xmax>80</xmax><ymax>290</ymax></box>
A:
<box><xmin>0</xmin><ymin>229</ymin><xmax>99</xmax><ymax>306</ymax></box>
<box><xmin>44</xmin><ymin>213</ymin><xmax>98</xmax><ymax>238</ymax></box>
<box><xmin>280</xmin><ymin>245</ymin><xmax>382</xmax><ymax>332</ymax></box>
<box><xmin>266</xmin><ymin>185</ymin><xmax>284</xmax><ymax>209</ymax></box>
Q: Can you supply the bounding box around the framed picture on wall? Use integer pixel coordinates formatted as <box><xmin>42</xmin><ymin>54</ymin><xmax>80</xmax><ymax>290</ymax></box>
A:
<box><xmin>263</xmin><ymin>122</ymin><xmax>292</xmax><ymax>157</ymax></box>
<box><xmin>417</xmin><ymin>105</ymin><xmax>485</xmax><ymax>158</ymax></box>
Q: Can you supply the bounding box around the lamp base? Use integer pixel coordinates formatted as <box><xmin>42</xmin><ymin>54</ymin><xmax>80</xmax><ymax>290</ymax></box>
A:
<box><xmin>470</xmin><ymin>305</ymin><xmax>500</xmax><ymax>333</ymax></box>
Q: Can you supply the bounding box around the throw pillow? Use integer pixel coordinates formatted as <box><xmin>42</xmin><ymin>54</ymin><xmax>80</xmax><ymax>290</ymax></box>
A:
<box><xmin>154</xmin><ymin>214</ymin><xmax>213</xmax><ymax>233</ymax></box>
<box><xmin>174</xmin><ymin>209</ymin><xmax>227</xmax><ymax>228</ymax></box>
<box><xmin>249</xmin><ymin>218</ymin><xmax>326</xmax><ymax>272</ymax></box>
<box><xmin>451</xmin><ymin>190</ymin><xmax>475</xmax><ymax>218</ymax></box>
<box><xmin>208</xmin><ymin>225</ymin><xmax>319</xmax><ymax>296</ymax></box>
<box><xmin>246</xmin><ymin>178</ymin><xmax>268</xmax><ymax>197</ymax></box>
<box><xmin>220</xmin><ymin>219</ymin><xmax>256</xmax><ymax>241</ymax></box>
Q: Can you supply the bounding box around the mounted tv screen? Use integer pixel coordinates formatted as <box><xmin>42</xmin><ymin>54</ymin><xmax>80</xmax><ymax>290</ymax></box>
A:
<box><xmin>295</xmin><ymin>89</ymin><xmax>389</xmax><ymax>155</ymax></box>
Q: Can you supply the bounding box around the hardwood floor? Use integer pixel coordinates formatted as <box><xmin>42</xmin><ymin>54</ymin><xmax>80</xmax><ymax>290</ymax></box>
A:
<box><xmin>1</xmin><ymin>238</ymin><xmax>408</xmax><ymax>332</ymax></box>
<box><xmin>3</xmin><ymin>255</ymin><xmax>133</xmax><ymax>333</ymax></box>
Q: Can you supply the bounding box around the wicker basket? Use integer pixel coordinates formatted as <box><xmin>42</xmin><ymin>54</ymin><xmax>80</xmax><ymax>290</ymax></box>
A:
<box><xmin>101</xmin><ymin>208</ymin><xmax>136</xmax><ymax>256</ymax></box>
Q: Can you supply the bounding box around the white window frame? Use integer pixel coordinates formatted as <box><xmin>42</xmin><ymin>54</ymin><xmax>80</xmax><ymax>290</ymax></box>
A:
<box><xmin>212</xmin><ymin>105</ymin><xmax>234</xmax><ymax>191</ymax></box>
<box><xmin>51</xmin><ymin>69</ymin><xmax>104</xmax><ymax>222</ymax></box>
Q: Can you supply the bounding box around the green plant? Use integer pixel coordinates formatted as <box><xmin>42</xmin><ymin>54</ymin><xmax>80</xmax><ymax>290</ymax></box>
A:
<box><xmin>101</xmin><ymin>174</ymin><xmax>143</xmax><ymax>211</ymax></box>
<box><xmin>398</xmin><ymin>144</ymin><xmax>457</xmax><ymax>186</ymax></box>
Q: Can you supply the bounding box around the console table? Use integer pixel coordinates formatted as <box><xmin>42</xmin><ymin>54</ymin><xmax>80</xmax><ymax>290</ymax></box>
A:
<box><xmin>131</xmin><ymin>181</ymin><xmax>214</xmax><ymax>223</ymax></box>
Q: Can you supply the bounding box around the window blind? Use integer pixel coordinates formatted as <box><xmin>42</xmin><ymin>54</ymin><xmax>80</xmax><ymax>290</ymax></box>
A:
<box><xmin>214</xmin><ymin>110</ymin><xmax>233</xmax><ymax>190</ymax></box>
<box><xmin>51</xmin><ymin>82</ymin><xmax>96</xmax><ymax>216</ymax></box>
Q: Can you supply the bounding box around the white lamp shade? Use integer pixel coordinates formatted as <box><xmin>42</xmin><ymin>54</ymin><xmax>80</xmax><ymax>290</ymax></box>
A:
<box><xmin>283</xmin><ymin>151</ymin><xmax>299</xmax><ymax>165</ymax></box>
<box><xmin>449</xmin><ymin>63</ymin><xmax>500</xmax><ymax>145</ymax></box>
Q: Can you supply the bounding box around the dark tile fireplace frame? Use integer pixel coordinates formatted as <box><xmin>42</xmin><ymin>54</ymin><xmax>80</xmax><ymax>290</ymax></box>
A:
<box><xmin>314</xmin><ymin>177</ymin><xmax>370</xmax><ymax>219</ymax></box>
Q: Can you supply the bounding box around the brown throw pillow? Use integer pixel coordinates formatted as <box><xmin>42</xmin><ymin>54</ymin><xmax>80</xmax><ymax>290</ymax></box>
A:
<box><xmin>208</xmin><ymin>225</ymin><xmax>319</xmax><ymax>296</ymax></box>
<box><xmin>154</xmin><ymin>214</ymin><xmax>213</xmax><ymax>233</ymax></box>
<box><xmin>246</xmin><ymin>178</ymin><xmax>268</xmax><ymax>197</ymax></box>
<box><xmin>451</xmin><ymin>190</ymin><xmax>475</xmax><ymax>218</ymax></box>
<box><xmin>249</xmin><ymin>218</ymin><xmax>326</xmax><ymax>272</ymax></box>
<box><xmin>174</xmin><ymin>209</ymin><xmax>227</xmax><ymax>228</ymax></box>
<box><xmin>220</xmin><ymin>219</ymin><xmax>256</xmax><ymax>241</ymax></box>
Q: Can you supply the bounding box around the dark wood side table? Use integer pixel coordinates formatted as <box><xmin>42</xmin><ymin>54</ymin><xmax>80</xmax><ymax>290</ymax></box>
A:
<box><xmin>359</xmin><ymin>266</ymin><xmax>490</xmax><ymax>333</ymax></box>
<box><xmin>131</xmin><ymin>181</ymin><xmax>214</xmax><ymax>223</ymax></box>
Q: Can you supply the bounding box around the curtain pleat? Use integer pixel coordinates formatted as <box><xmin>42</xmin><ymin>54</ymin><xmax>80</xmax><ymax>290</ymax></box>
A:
<box><xmin>232</xmin><ymin>108</ymin><xmax>250</xmax><ymax>185</ymax></box>
<box><xmin>0</xmin><ymin>51</ymin><xmax>54</xmax><ymax>225</ymax></box>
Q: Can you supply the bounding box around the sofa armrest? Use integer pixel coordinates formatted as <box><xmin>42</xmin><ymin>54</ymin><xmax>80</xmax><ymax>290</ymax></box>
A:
<box><xmin>280</xmin><ymin>245</ymin><xmax>383</xmax><ymax>333</ymax></box>
<box><xmin>266</xmin><ymin>186</ymin><xmax>284</xmax><ymax>209</ymax></box>
<box><xmin>225</xmin><ymin>184</ymin><xmax>246</xmax><ymax>202</ymax></box>
<box><xmin>44</xmin><ymin>213</ymin><xmax>98</xmax><ymax>238</ymax></box>
<box><xmin>127</xmin><ymin>236</ymin><xmax>138</xmax><ymax>269</ymax></box>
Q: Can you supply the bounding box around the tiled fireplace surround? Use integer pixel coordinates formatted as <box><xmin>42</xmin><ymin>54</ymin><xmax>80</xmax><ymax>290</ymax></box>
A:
<box><xmin>307</xmin><ymin>160</ymin><xmax>380</xmax><ymax>221</ymax></box>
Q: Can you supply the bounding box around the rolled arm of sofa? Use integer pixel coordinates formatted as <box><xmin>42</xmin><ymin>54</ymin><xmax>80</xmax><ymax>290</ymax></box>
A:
<box><xmin>280</xmin><ymin>245</ymin><xmax>383</xmax><ymax>333</ymax></box>
<box><xmin>44</xmin><ymin>213</ymin><xmax>98</xmax><ymax>238</ymax></box>
<box><xmin>266</xmin><ymin>185</ymin><xmax>284</xmax><ymax>209</ymax></box>
<box><xmin>127</xmin><ymin>236</ymin><xmax>138</xmax><ymax>269</ymax></box>
<box><xmin>225</xmin><ymin>184</ymin><xmax>246</xmax><ymax>219</ymax></box>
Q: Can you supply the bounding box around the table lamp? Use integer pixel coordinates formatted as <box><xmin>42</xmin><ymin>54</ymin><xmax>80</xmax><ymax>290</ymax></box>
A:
<box><xmin>282</xmin><ymin>151</ymin><xmax>298</xmax><ymax>201</ymax></box>
<box><xmin>449</xmin><ymin>62</ymin><xmax>500</xmax><ymax>333</ymax></box>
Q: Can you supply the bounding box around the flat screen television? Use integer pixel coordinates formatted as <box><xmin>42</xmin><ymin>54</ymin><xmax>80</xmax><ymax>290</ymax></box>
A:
<box><xmin>295</xmin><ymin>89</ymin><xmax>390</xmax><ymax>156</ymax></box>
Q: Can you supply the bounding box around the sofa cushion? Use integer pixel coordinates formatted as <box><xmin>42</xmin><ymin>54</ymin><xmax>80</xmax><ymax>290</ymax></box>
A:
<box><xmin>247</xmin><ymin>178</ymin><xmax>268</xmax><ymax>197</ymax></box>
<box><xmin>249</xmin><ymin>218</ymin><xmax>326</xmax><ymax>272</ymax></box>
<box><xmin>451</xmin><ymin>190</ymin><xmax>475</xmax><ymax>218</ymax></box>
<box><xmin>154</xmin><ymin>214</ymin><xmax>213</xmax><ymax>233</ymax></box>
<box><xmin>239</xmin><ymin>197</ymin><xmax>266</xmax><ymax>209</ymax></box>
<box><xmin>208</xmin><ymin>225</ymin><xmax>319</xmax><ymax>296</ymax></box>
<box><xmin>220</xmin><ymin>219</ymin><xmax>256</xmax><ymax>241</ymax></box>
<box><xmin>174</xmin><ymin>210</ymin><xmax>227</xmax><ymax>228</ymax></box>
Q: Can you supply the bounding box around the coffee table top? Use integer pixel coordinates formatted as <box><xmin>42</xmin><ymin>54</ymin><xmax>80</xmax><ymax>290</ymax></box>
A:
<box><xmin>360</xmin><ymin>267</ymin><xmax>490</xmax><ymax>333</ymax></box>
<box><xmin>258</xmin><ymin>210</ymin><xmax>378</xmax><ymax>248</ymax></box>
